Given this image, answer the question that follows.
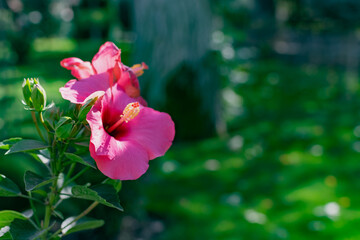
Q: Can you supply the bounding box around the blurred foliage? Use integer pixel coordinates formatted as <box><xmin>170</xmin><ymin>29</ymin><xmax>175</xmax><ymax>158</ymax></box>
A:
<box><xmin>1</xmin><ymin>0</ymin><xmax>360</xmax><ymax>239</ymax></box>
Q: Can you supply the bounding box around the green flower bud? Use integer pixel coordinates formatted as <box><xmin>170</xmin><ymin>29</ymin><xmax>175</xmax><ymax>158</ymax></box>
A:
<box><xmin>55</xmin><ymin>116</ymin><xmax>74</xmax><ymax>139</ymax></box>
<box><xmin>31</xmin><ymin>84</ymin><xmax>47</xmax><ymax>112</ymax></box>
<box><xmin>78</xmin><ymin>97</ymin><xmax>98</xmax><ymax>122</ymax></box>
<box><xmin>55</xmin><ymin>116</ymin><xmax>72</xmax><ymax>129</ymax></box>
<box><xmin>22</xmin><ymin>78</ymin><xmax>33</xmax><ymax>107</ymax></box>
<box><xmin>55</xmin><ymin>123</ymin><xmax>73</xmax><ymax>139</ymax></box>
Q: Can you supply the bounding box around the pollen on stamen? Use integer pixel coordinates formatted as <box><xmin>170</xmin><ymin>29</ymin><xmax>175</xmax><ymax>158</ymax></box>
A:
<box><xmin>131</xmin><ymin>62</ymin><xmax>148</xmax><ymax>77</ymax></box>
<box><xmin>121</xmin><ymin>102</ymin><xmax>140</xmax><ymax>123</ymax></box>
<box><xmin>107</xmin><ymin>102</ymin><xmax>140</xmax><ymax>133</ymax></box>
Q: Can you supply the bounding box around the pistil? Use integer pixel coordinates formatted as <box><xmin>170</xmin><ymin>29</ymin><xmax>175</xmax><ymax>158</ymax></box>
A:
<box><xmin>107</xmin><ymin>102</ymin><xmax>140</xmax><ymax>133</ymax></box>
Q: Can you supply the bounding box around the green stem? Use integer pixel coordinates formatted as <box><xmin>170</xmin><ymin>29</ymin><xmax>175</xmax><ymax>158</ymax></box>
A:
<box><xmin>54</xmin><ymin>199</ymin><xmax>63</xmax><ymax>209</ymax></box>
<box><xmin>66</xmin><ymin>163</ymin><xmax>76</xmax><ymax>181</ymax></box>
<box><xmin>49</xmin><ymin>202</ymin><xmax>99</xmax><ymax>239</ymax></box>
<box><xmin>39</xmin><ymin>111</ymin><xmax>55</xmax><ymax>149</ymax></box>
<box><xmin>18</xmin><ymin>194</ymin><xmax>44</xmax><ymax>205</ymax></box>
<box><xmin>61</xmin><ymin>167</ymin><xmax>90</xmax><ymax>192</ymax></box>
<box><xmin>39</xmin><ymin>111</ymin><xmax>50</xmax><ymax>132</ymax></box>
<box><xmin>31</xmin><ymin>111</ymin><xmax>45</xmax><ymax>142</ymax></box>
<box><xmin>28</xmin><ymin>218</ymin><xmax>40</xmax><ymax>230</ymax></box>
<box><xmin>28</xmin><ymin>192</ymin><xmax>40</xmax><ymax>227</ymax></box>
<box><xmin>42</xmin><ymin>175</ymin><xmax>58</xmax><ymax>240</ymax></box>
<box><xmin>57</xmin><ymin>142</ymin><xmax>69</xmax><ymax>172</ymax></box>
<box><xmin>50</xmin><ymin>136</ymin><xmax>57</xmax><ymax>175</ymax></box>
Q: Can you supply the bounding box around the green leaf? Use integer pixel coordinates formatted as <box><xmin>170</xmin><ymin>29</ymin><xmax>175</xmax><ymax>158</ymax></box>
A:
<box><xmin>0</xmin><ymin>138</ymin><xmax>22</xmax><ymax>150</ymax></box>
<box><xmin>32</xmin><ymin>189</ymin><xmax>47</xmax><ymax>198</ymax></box>
<box><xmin>53</xmin><ymin>210</ymin><xmax>64</xmax><ymax>220</ymax></box>
<box><xmin>0</xmin><ymin>231</ymin><xmax>12</xmax><ymax>239</ymax></box>
<box><xmin>22</xmin><ymin>78</ymin><xmax>33</xmax><ymax>107</ymax></box>
<box><xmin>78</xmin><ymin>97</ymin><xmax>98</xmax><ymax>122</ymax></box>
<box><xmin>0</xmin><ymin>210</ymin><xmax>27</xmax><ymax>228</ymax></box>
<box><xmin>28</xmin><ymin>153</ymin><xmax>50</xmax><ymax>165</ymax></box>
<box><xmin>24</xmin><ymin>171</ymin><xmax>53</xmax><ymax>192</ymax></box>
<box><xmin>71</xmin><ymin>184</ymin><xmax>123</xmax><ymax>211</ymax></box>
<box><xmin>55</xmin><ymin>123</ymin><xmax>73</xmax><ymax>139</ymax></box>
<box><xmin>61</xmin><ymin>217</ymin><xmax>104</xmax><ymax>235</ymax></box>
<box><xmin>9</xmin><ymin>219</ymin><xmax>45</xmax><ymax>240</ymax></box>
<box><xmin>74</xmin><ymin>142</ymin><xmax>89</xmax><ymax>147</ymax></box>
<box><xmin>55</xmin><ymin>117</ymin><xmax>73</xmax><ymax>139</ymax></box>
<box><xmin>55</xmin><ymin>116</ymin><xmax>72</xmax><ymax>129</ymax></box>
<box><xmin>31</xmin><ymin>84</ymin><xmax>46</xmax><ymax>112</ymax></box>
<box><xmin>103</xmin><ymin>179</ymin><xmax>122</xmax><ymax>193</ymax></box>
<box><xmin>5</xmin><ymin>140</ymin><xmax>49</xmax><ymax>155</ymax></box>
<box><xmin>0</xmin><ymin>175</ymin><xmax>21</xmax><ymax>197</ymax></box>
<box><xmin>0</xmin><ymin>211</ymin><xmax>27</xmax><ymax>239</ymax></box>
<box><xmin>64</xmin><ymin>153</ymin><xmax>96</xmax><ymax>169</ymax></box>
<box><xmin>39</xmin><ymin>149</ymin><xmax>50</xmax><ymax>158</ymax></box>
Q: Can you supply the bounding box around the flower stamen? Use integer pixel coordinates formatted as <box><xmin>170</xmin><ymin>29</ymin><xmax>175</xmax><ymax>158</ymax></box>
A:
<box><xmin>107</xmin><ymin>102</ymin><xmax>140</xmax><ymax>133</ymax></box>
<box><xmin>131</xmin><ymin>62</ymin><xmax>148</xmax><ymax>77</ymax></box>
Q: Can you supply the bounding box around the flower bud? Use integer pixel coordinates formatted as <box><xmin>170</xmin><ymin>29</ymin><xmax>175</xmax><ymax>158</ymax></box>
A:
<box><xmin>31</xmin><ymin>84</ymin><xmax>47</xmax><ymax>112</ymax></box>
<box><xmin>55</xmin><ymin>116</ymin><xmax>74</xmax><ymax>139</ymax></box>
<box><xmin>22</xmin><ymin>78</ymin><xmax>33</xmax><ymax>107</ymax></box>
<box><xmin>55</xmin><ymin>116</ymin><xmax>72</xmax><ymax>129</ymax></box>
<box><xmin>78</xmin><ymin>97</ymin><xmax>98</xmax><ymax>122</ymax></box>
<box><xmin>55</xmin><ymin>123</ymin><xmax>73</xmax><ymax>139</ymax></box>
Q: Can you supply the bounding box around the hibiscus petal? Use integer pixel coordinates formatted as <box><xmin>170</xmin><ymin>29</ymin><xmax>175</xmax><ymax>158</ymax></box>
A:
<box><xmin>117</xmin><ymin>66</ymin><xmax>141</xmax><ymax>98</ymax></box>
<box><xmin>87</xmin><ymin>99</ymin><xmax>149</xmax><ymax>180</ymax></box>
<box><xmin>90</xmin><ymin>140</ymin><xmax>149</xmax><ymax>180</ymax></box>
<box><xmin>60</xmin><ymin>57</ymin><xmax>95</xmax><ymax>79</ymax></box>
<box><xmin>135</xmin><ymin>96</ymin><xmax>148</xmax><ymax>107</ymax></box>
<box><xmin>123</xmin><ymin>107</ymin><xmax>175</xmax><ymax>160</ymax></box>
<box><xmin>92</xmin><ymin>42</ymin><xmax>121</xmax><ymax>74</ymax></box>
<box><xmin>59</xmin><ymin>73</ymin><xmax>110</xmax><ymax>104</ymax></box>
<box><xmin>101</xmin><ymin>84</ymin><xmax>175</xmax><ymax>159</ymax></box>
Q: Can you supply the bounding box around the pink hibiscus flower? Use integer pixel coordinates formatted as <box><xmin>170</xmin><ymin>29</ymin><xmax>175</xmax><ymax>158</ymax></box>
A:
<box><xmin>59</xmin><ymin>42</ymin><xmax>148</xmax><ymax>104</ymax></box>
<box><xmin>86</xmin><ymin>84</ymin><xmax>175</xmax><ymax>180</ymax></box>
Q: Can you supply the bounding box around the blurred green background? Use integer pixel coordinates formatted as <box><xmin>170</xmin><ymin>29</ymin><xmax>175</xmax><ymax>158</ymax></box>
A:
<box><xmin>1</xmin><ymin>0</ymin><xmax>360</xmax><ymax>239</ymax></box>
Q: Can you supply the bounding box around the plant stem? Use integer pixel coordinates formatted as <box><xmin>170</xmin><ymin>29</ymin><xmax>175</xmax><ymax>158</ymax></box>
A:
<box><xmin>31</xmin><ymin>111</ymin><xmax>46</xmax><ymax>142</ymax></box>
<box><xmin>39</xmin><ymin>111</ymin><xmax>55</xmax><ymax>148</ymax></box>
<box><xmin>42</xmin><ymin>175</ymin><xmax>58</xmax><ymax>240</ymax></box>
<box><xmin>57</xmin><ymin>142</ymin><xmax>69</xmax><ymax>172</ymax></box>
<box><xmin>49</xmin><ymin>201</ymin><xmax>99</xmax><ymax>239</ymax></box>
<box><xmin>28</xmin><ymin>192</ymin><xmax>40</xmax><ymax>226</ymax></box>
<box><xmin>66</xmin><ymin>163</ymin><xmax>76</xmax><ymax>181</ymax></box>
<box><xmin>39</xmin><ymin>111</ymin><xmax>50</xmax><ymax>132</ymax></box>
<box><xmin>49</xmin><ymin>135</ymin><xmax>58</xmax><ymax>176</ymax></box>
<box><xmin>61</xmin><ymin>167</ymin><xmax>90</xmax><ymax>190</ymax></box>
<box><xmin>18</xmin><ymin>194</ymin><xmax>44</xmax><ymax>205</ymax></box>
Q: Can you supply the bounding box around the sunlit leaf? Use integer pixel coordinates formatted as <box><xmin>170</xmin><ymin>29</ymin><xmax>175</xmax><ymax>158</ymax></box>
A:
<box><xmin>78</xmin><ymin>97</ymin><xmax>98</xmax><ymax>122</ymax></box>
<box><xmin>0</xmin><ymin>210</ymin><xmax>27</xmax><ymax>228</ymax></box>
<box><xmin>0</xmin><ymin>210</ymin><xmax>27</xmax><ymax>239</ymax></box>
<box><xmin>0</xmin><ymin>138</ymin><xmax>22</xmax><ymax>150</ymax></box>
<box><xmin>55</xmin><ymin>116</ymin><xmax>72</xmax><ymax>129</ymax></box>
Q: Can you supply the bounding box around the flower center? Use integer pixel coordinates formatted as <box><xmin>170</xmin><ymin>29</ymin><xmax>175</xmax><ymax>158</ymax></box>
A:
<box><xmin>107</xmin><ymin>102</ymin><xmax>140</xmax><ymax>133</ymax></box>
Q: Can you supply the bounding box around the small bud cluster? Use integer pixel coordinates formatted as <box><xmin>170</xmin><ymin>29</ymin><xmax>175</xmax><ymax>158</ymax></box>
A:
<box><xmin>22</xmin><ymin>78</ymin><xmax>48</xmax><ymax>112</ymax></box>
